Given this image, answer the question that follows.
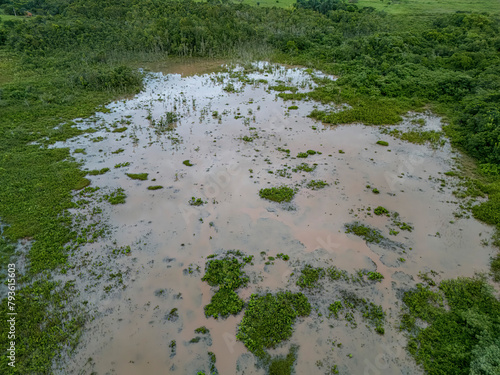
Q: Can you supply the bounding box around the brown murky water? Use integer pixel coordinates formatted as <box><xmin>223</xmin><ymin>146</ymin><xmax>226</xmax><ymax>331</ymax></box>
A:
<box><xmin>54</xmin><ymin>62</ymin><xmax>497</xmax><ymax>375</ymax></box>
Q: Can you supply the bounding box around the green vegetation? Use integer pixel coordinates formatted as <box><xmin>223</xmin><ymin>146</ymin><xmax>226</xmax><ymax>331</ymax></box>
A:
<box><xmin>126</xmin><ymin>173</ymin><xmax>148</xmax><ymax>180</ymax></box>
<box><xmin>401</xmin><ymin>278</ymin><xmax>500</xmax><ymax>374</ymax></box>
<box><xmin>204</xmin><ymin>288</ymin><xmax>245</xmax><ymax>319</ymax></box>
<box><xmin>276</xmin><ymin>253</ymin><xmax>290</xmax><ymax>261</ymax></box>
<box><xmin>328</xmin><ymin>290</ymin><xmax>385</xmax><ymax>333</ymax></box>
<box><xmin>1</xmin><ymin>0</ymin><xmax>500</xmax><ymax>371</ymax></box>
<box><xmin>293</xmin><ymin>163</ymin><xmax>316</xmax><ymax>172</ymax></box>
<box><xmin>0</xmin><ymin>279</ymin><xmax>85</xmax><ymax>374</ymax></box>
<box><xmin>382</xmin><ymin>128</ymin><xmax>445</xmax><ymax>149</ymax></box>
<box><xmin>296</xmin><ymin>265</ymin><xmax>325</xmax><ymax>289</ymax></box>
<box><xmin>202</xmin><ymin>252</ymin><xmax>252</xmax><ymax>319</ymax></box>
<box><xmin>236</xmin><ymin>291</ymin><xmax>311</xmax><ymax>358</ymax></box>
<box><xmin>189</xmin><ymin>197</ymin><xmax>206</xmax><ymax>206</ymax></box>
<box><xmin>147</xmin><ymin>185</ymin><xmax>163</xmax><ymax>190</ymax></box>
<box><xmin>297</xmin><ymin>152</ymin><xmax>309</xmax><ymax>158</ymax></box>
<box><xmin>114</xmin><ymin>162</ymin><xmax>130</xmax><ymax>168</ymax></box>
<box><xmin>306</xmin><ymin>180</ymin><xmax>329</xmax><ymax>190</ymax></box>
<box><xmin>269</xmin><ymin>85</ymin><xmax>298</xmax><ymax>92</ymax></box>
<box><xmin>183</xmin><ymin>160</ymin><xmax>194</xmax><ymax>166</ymax></box>
<box><xmin>259</xmin><ymin>186</ymin><xmax>296</xmax><ymax>203</ymax></box>
<box><xmin>195</xmin><ymin>326</ymin><xmax>210</xmax><ymax>334</ymax></box>
<box><xmin>345</xmin><ymin>222</ymin><xmax>384</xmax><ymax>243</ymax></box>
<box><xmin>373</xmin><ymin>206</ymin><xmax>389</xmax><ymax>216</ymax></box>
<box><xmin>104</xmin><ymin>188</ymin><xmax>126</xmax><ymax>205</ymax></box>
<box><xmin>269</xmin><ymin>346</ymin><xmax>298</xmax><ymax>375</ymax></box>
<box><xmin>112</xmin><ymin>126</ymin><xmax>127</xmax><ymax>133</ymax></box>
<box><xmin>492</xmin><ymin>254</ymin><xmax>500</xmax><ymax>282</ymax></box>
<box><xmin>376</xmin><ymin>140</ymin><xmax>389</xmax><ymax>146</ymax></box>
<box><xmin>366</xmin><ymin>272</ymin><xmax>384</xmax><ymax>282</ymax></box>
<box><xmin>240</xmin><ymin>135</ymin><xmax>254</xmax><ymax>142</ymax></box>
<box><xmin>87</xmin><ymin>167</ymin><xmax>110</xmax><ymax>176</ymax></box>
<box><xmin>288</xmin><ymin>105</ymin><xmax>298</xmax><ymax>110</ymax></box>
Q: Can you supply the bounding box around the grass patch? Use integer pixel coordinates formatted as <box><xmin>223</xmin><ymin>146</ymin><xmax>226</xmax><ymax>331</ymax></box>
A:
<box><xmin>111</xmin><ymin>148</ymin><xmax>125</xmax><ymax>154</ymax></box>
<box><xmin>345</xmin><ymin>222</ymin><xmax>384</xmax><ymax>243</ymax></box>
<box><xmin>373</xmin><ymin>206</ymin><xmax>389</xmax><ymax>216</ymax></box>
<box><xmin>87</xmin><ymin>167</ymin><xmax>110</xmax><ymax>176</ymax></box>
<box><xmin>383</xmin><ymin>128</ymin><xmax>445</xmax><ymax>148</ymax></box>
<box><xmin>114</xmin><ymin>162</ymin><xmax>130</xmax><ymax>168</ymax></box>
<box><xmin>202</xmin><ymin>252</ymin><xmax>253</xmax><ymax>319</ymax></box>
<box><xmin>269</xmin><ymin>85</ymin><xmax>298</xmax><ymax>92</ymax></box>
<box><xmin>288</xmin><ymin>105</ymin><xmax>298</xmax><ymax>110</ymax></box>
<box><xmin>491</xmin><ymin>254</ymin><xmax>500</xmax><ymax>282</ymax></box>
<box><xmin>147</xmin><ymin>185</ymin><xmax>163</xmax><ymax>190</ymax></box>
<box><xmin>332</xmin><ymin>290</ymin><xmax>386</xmax><ymax>333</ymax></box>
<box><xmin>189</xmin><ymin>197</ymin><xmax>206</xmax><ymax>206</ymax></box>
<box><xmin>376</xmin><ymin>140</ymin><xmax>389</xmax><ymax>146</ymax></box>
<box><xmin>204</xmin><ymin>287</ymin><xmax>245</xmax><ymax>319</ymax></box>
<box><xmin>292</xmin><ymin>163</ymin><xmax>316</xmax><ymax>173</ymax></box>
<box><xmin>112</xmin><ymin>126</ymin><xmax>127</xmax><ymax>133</ymax></box>
<box><xmin>401</xmin><ymin>277</ymin><xmax>500</xmax><ymax>374</ymax></box>
<box><xmin>259</xmin><ymin>186</ymin><xmax>296</xmax><ymax>203</ymax></box>
<box><xmin>0</xmin><ymin>279</ymin><xmax>85</xmax><ymax>373</ymax></box>
<box><xmin>268</xmin><ymin>345</ymin><xmax>298</xmax><ymax>375</ymax></box>
<box><xmin>183</xmin><ymin>160</ymin><xmax>194</xmax><ymax>166</ymax></box>
<box><xmin>236</xmin><ymin>291</ymin><xmax>311</xmax><ymax>358</ymax></box>
<box><xmin>306</xmin><ymin>180</ymin><xmax>329</xmax><ymax>190</ymax></box>
<box><xmin>126</xmin><ymin>173</ymin><xmax>148</xmax><ymax>180</ymax></box>
<box><xmin>296</xmin><ymin>265</ymin><xmax>325</xmax><ymax>289</ymax></box>
<box><xmin>104</xmin><ymin>188</ymin><xmax>126</xmax><ymax>205</ymax></box>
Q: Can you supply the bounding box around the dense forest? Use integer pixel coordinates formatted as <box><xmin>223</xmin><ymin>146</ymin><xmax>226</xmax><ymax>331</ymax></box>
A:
<box><xmin>0</xmin><ymin>0</ymin><xmax>499</xmax><ymax>374</ymax></box>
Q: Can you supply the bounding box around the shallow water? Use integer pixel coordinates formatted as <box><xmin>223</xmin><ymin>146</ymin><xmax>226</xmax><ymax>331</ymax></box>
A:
<box><xmin>55</xmin><ymin>61</ymin><xmax>497</xmax><ymax>375</ymax></box>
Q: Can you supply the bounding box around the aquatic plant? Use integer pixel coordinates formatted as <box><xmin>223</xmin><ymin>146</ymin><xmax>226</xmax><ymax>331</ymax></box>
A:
<box><xmin>87</xmin><ymin>167</ymin><xmax>110</xmax><ymax>176</ymax></box>
<box><xmin>104</xmin><ymin>188</ymin><xmax>126</xmax><ymax>204</ymax></box>
<box><xmin>126</xmin><ymin>172</ymin><xmax>148</xmax><ymax>180</ymax></box>
<box><xmin>259</xmin><ymin>186</ymin><xmax>296</xmax><ymax>203</ymax></box>
<box><xmin>373</xmin><ymin>206</ymin><xmax>389</xmax><ymax>216</ymax></box>
<box><xmin>296</xmin><ymin>265</ymin><xmax>325</xmax><ymax>289</ymax></box>
<box><xmin>306</xmin><ymin>180</ymin><xmax>329</xmax><ymax>190</ymax></box>
<box><xmin>401</xmin><ymin>278</ymin><xmax>500</xmax><ymax>374</ymax></box>
<box><xmin>345</xmin><ymin>222</ymin><xmax>384</xmax><ymax>243</ymax></box>
<box><xmin>236</xmin><ymin>291</ymin><xmax>311</xmax><ymax>358</ymax></box>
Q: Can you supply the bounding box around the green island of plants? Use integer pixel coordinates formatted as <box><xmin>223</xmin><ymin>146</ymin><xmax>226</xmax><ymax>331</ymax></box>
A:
<box><xmin>345</xmin><ymin>222</ymin><xmax>384</xmax><ymax>243</ymax></box>
<box><xmin>126</xmin><ymin>172</ymin><xmax>148</xmax><ymax>180</ymax></box>
<box><xmin>201</xmin><ymin>252</ymin><xmax>253</xmax><ymax>319</ymax></box>
<box><xmin>259</xmin><ymin>186</ymin><xmax>296</xmax><ymax>203</ymax></box>
<box><xmin>236</xmin><ymin>291</ymin><xmax>311</xmax><ymax>358</ymax></box>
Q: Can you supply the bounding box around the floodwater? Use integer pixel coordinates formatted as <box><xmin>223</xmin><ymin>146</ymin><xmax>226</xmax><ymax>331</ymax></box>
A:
<box><xmin>54</xmin><ymin>61</ymin><xmax>498</xmax><ymax>375</ymax></box>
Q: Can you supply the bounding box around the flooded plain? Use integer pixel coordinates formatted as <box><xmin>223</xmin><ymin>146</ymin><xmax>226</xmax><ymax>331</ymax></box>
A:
<box><xmin>54</xmin><ymin>62</ymin><xmax>498</xmax><ymax>375</ymax></box>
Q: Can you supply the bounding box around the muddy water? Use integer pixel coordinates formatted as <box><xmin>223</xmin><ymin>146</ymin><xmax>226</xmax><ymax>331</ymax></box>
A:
<box><xmin>56</xmin><ymin>62</ymin><xmax>497</xmax><ymax>375</ymax></box>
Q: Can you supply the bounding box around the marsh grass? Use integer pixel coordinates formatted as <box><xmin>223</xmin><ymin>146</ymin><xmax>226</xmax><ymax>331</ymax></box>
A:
<box><xmin>259</xmin><ymin>186</ymin><xmax>296</xmax><ymax>203</ymax></box>
<box><xmin>236</xmin><ymin>291</ymin><xmax>311</xmax><ymax>358</ymax></box>
<box><xmin>345</xmin><ymin>222</ymin><xmax>384</xmax><ymax>243</ymax></box>
<box><xmin>401</xmin><ymin>278</ymin><xmax>500</xmax><ymax>374</ymax></box>
<box><xmin>126</xmin><ymin>173</ymin><xmax>148</xmax><ymax>180</ymax></box>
